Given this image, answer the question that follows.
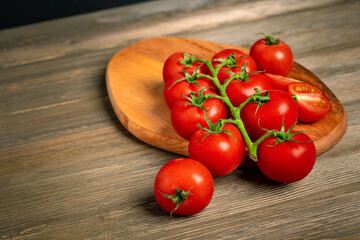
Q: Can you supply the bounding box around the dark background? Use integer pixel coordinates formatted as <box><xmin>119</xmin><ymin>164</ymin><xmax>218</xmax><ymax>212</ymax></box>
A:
<box><xmin>0</xmin><ymin>0</ymin><xmax>151</xmax><ymax>30</ymax></box>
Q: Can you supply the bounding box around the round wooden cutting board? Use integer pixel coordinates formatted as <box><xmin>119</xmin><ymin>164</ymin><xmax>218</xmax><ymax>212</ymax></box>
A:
<box><xmin>106</xmin><ymin>36</ymin><xmax>347</xmax><ymax>157</ymax></box>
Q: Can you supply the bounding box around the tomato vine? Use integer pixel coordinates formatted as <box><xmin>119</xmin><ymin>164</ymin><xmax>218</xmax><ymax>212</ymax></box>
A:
<box><xmin>191</xmin><ymin>55</ymin><xmax>279</xmax><ymax>161</ymax></box>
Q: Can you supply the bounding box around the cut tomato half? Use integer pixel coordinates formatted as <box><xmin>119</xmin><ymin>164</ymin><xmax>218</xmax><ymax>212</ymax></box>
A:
<box><xmin>288</xmin><ymin>82</ymin><xmax>331</xmax><ymax>122</ymax></box>
<box><xmin>264</xmin><ymin>73</ymin><xmax>300</xmax><ymax>92</ymax></box>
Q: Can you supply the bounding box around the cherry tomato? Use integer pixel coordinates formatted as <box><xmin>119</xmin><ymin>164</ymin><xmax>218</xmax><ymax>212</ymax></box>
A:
<box><xmin>264</xmin><ymin>73</ymin><xmax>300</xmax><ymax>92</ymax></box>
<box><xmin>154</xmin><ymin>158</ymin><xmax>214</xmax><ymax>216</ymax></box>
<box><xmin>163</xmin><ymin>52</ymin><xmax>207</xmax><ymax>83</ymax></box>
<box><xmin>171</xmin><ymin>91</ymin><xmax>227</xmax><ymax>140</ymax></box>
<box><xmin>257</xmin><ymin>132</ymin><xmax>316</xmax><ymax>183</ymax></box>
<box><xmin>288</xmin><ymin>82</ymin><xmax>331</xmax><ymax>122</ymax></box>
<box><xmin>211</xmin><ymin>49</ymin><xmax>257</xmax><ymax>82</ymax></box>
<box><xmin>226</xmin><ymin>72</ymin><xmax>272</xmax><ymax>107</ymax></box>
<box><xmin>189</xmin><ymin>123</ymin><xmax>244</xmax><ymax>177</ymax></box>
<box><xmin>250</xmin><ymin>34</ymin><xmax>293</xmax><ymax>76</ymax></box>
<box><xmin>240</xmin><ymin>89</ymin><xmax>298</xmax><ymax>140</ymax></box>
<box><xmin>164</xmin><ymin>71</ymin><xmax>215</xmax><ymax>109</ymax></box>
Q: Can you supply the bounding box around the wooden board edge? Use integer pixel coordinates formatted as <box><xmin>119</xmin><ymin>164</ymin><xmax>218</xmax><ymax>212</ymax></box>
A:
<box><xmin>106</xmin><ymin>67</ymin><xmax>189</xmax><ymax>156</ymax></box>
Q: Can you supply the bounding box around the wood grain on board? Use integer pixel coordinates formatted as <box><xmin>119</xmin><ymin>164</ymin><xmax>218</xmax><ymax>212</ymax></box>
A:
<box><xmin>106</xmin><ymin>36</ymin><xmax>347</xmax><ymax>156</ymax></box>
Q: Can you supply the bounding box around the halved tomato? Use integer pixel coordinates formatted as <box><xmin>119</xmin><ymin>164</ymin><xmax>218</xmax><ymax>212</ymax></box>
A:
<box><xmin>264</xmin><ymin>73</ymin><xmax>300</xmax><ymax>92</ymax></box>
<box><xmin>288</xmin><ymin>82</ymin><xmax>331</xmax><ymax>122</ymax></box>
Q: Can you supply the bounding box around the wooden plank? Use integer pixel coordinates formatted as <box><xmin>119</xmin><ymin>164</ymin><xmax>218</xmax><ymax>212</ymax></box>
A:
<box><xmin>0</xmin><ymin>0</ymin><xmax>344</xmax><ymax>67</ymax></box>
<box><xmin>0</xmin><ymin>0</ymin><xmax>359</xmax><ymax>239</ymax></box>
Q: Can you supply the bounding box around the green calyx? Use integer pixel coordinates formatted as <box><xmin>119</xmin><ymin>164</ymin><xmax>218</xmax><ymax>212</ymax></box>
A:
<box><xmin>261</xmin><ymin>33</ymin><xmax>280</xmax><ymax>45</ymax></box>
<box><xmin>168</xmin><ymin>67</ymin><xmax>202</xmax><ymax>90</ymax></box>
<box><xmin>250</xmin><ymin>88</ymin><xmax>270</xmax><ymax>104</ymax></box>
<box><xmin>160</xmin><ymin>187</ymin><xmax>192</xmax><ymax>217</ymax></box>
<box><xmin>215</xmin><ymin>53</ymin><xmax>245</xmax><ymax>68</ymax></box>
<box><xmin>246</xmin><ymin>88</ymin><xmax>270</xmax><ymax>115</ymax></box>
<box><xmin>265</xmin><ymin>121</ymin><xmax>312</xmax><ymax>147</ymax></box>
<box><xmin>197</xmin><ymin>113</ymin><xmax>235</xmax><ymax>144</ymax></box>
<box><xmin>179</xmin><ymin>53</ymin><xmax>198</xmax><ymax>66</ymax></box>
<box><xmin>184</xmin><ymin>88</ymin><xmax>218</xmax><ymax>111</ymax></box>
<box><xmin>229</xmin><ymin>63</ymin><xmax>263</xmax><ymax>84</ymax></box>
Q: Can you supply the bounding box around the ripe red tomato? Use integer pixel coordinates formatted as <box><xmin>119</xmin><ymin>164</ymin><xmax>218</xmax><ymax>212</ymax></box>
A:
<box><xmin>154</xmin><ymin>158</ymin><xmax>214</xmax><ymax>216</ymax></box>
<box><xmin>211</xmin><ymin>49</ymin><xmax>257</xmax><ymax>82</ymax></box>
<box><xmin>162</xmin><ymin>52</ymin><xmax>207</xmax><ymax>83</ymax></box>
<box><xmin>240</xmin><ymin>89</ymin><xmax>298</xmax><ymax>140</ymax></box>
<box><xmin>164</xmin><ymin>71</ymin><xmax>215</xmax><ymax>109</ymax></box>
<box><xmin>188</xmin><ymin>123</ymin><xmax>244</xmax><ymax>177</ymax></box>
<box><xmin>171</xmin><ymin>91</ymin><xmax>227</xmax><ymax>140</ymax></box>
<box><xmin>257</xmin><ymin>132</ymin><xmax>316</xmax><ymax>183</ymax></box>
<box><xmin>288</xmin><ymin>82</ymin><xmax>331</xmax><ymax>122</ymax></box>
<box><xmin>226</xmin><ymin>72</ymin><xmax>272</xmax><ymax>107</ymax></box>
<box><xmin>250</xmin><ymin>34</ymin><xmax>293</xmax><ymax>76</ymax></box>
<box><xmin>264</xmin><ymin>73</ymin><xmax>300</xmax><ymax>92</ymax></box>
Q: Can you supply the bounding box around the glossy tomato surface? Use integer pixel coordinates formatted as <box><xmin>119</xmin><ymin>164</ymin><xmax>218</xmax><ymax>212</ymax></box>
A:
<box><xmin>211</xmin><ymin>49</ymin><xmax>257</xmax><ymax>82</ymax></box>
<box><xmin>171</xmin><ymin>92</ymin><xmax>227</xmax><ymax>140</ymax></box>
<box><xmin>162</xmin><ymin>52</ymin><xmax>207</xmax><ymax>83</ymax></box>
<box><xmin>257</xmin><ymin>132</ymin><xmax>316</xmax><ymax>183</ymax></box>
<box><xmin>250</xmin><ymin>38</ymin><xmax>293</xmax><ymax>76</ymax></box>
<box><xmin>226</xmin><ymin>72</ymin><xmax>272</xmax><ymax>107</ymax></box>
<box><xmin>188</xmin><ymin>124</ymin><xmax>244</xmax><ymax>177</ymax></box>
<box><xmin>164</xmin><ymin>72</ymin><xmax>215</xmax><ymax>109</ymax></box>
<box><xmin>154</xmin><ymin>158</ymin><xmax>214</xmax><ymax>216</ymax></box>
<box><xmin>288</xmin><ymin>82</ymin><xmax>331</xmax><ymax>122</ymax></box>
<box><xmin>240</xmin><ymin>90</ymin><xmax>298</xmax><ymax>140</ymax></box>
<box><xmin>264</xmin><ymin>73</ymin><xmax>300</xmax><ymax>92</ymax></box>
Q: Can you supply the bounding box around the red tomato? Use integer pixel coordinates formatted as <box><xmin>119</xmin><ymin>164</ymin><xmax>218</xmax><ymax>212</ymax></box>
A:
<box><xmin>164</xmin><ymin>71</ymin><xmax>215</xmax><ymax>109</ymax></box>
<box><xmin>154</xmin><ymin>158</ymin><xmax>214</xmax><ymax>216</ymax></box>
<box><xmin>171</xmin><ymin>91</ymin><xmax>227</xmax><ymax>140</ymax></box>
<box><xmin>162</xmin><ymin>52</ymin><xmax>207</xmax><ymax>83</ymax></box>
<box><xmin>226</xmin><ymin>72</ymin><xmax>272</xmax><ymax>107</ymax></box>
<box><xmin>240</xmin><ymin>90</ymin><xmax>298</xmax><ymax>140</ymax></box>
<box><xmin>188</xmin><ymin>124</ymin><xmax>244</xmax><ymax>177</ymax></box>
<box><xmin>250</xmin><ymin>34</ymin><xmax>293</xmax><ymax>76</ymax></box>
<box><xmin>264</xmin><ymin>73</ymin><xmax>300</xmax><ymax>92</ymax></box>
<box><xmin>211</xmin><ymin>49</ymin><xmax>257</xmax><ymax>82</ymax></box>
<box><xmin>288</xmin><ymin>82</ymin><xmax>331</xmax><ymax>122</ymax></box>
<box><xmin>257</xmin><ymin>132</ymin><xmax>316</xmax><ymax>183</ymax></box>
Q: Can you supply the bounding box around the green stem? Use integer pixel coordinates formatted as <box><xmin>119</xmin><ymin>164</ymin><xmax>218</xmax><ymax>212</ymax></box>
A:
<box><xmin>216</xmin><ymin>79</ymin><xmax>259</xmax><ymax>160</ymax></box>
<box><xmin>193</xmin><ymin>57</ymin><xmax>274</xmax><ymax>161</ymax></box>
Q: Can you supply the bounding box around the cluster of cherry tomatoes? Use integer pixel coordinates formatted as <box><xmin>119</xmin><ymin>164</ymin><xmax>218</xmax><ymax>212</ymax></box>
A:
<box><xmin>154</xmin><ymin>34</ymin><xmax>332</xmax><ymax>216</ymax></box>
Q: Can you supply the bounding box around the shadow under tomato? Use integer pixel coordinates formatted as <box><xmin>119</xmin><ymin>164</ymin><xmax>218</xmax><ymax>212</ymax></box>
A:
<box><xmin>139</xmin><ymin>194</ymin><xmax>198</xmax><ymax>219</ymax></box>
<box><xmin>236</xmin><ymin>166</ymin><xmax>292</xmax><ymax>189</ymax></box>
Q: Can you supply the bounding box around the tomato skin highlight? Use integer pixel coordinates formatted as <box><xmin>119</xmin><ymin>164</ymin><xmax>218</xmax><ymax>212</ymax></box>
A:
<box><xmin>288</xmin><ymin>82</ymin><xmax>331</xmax><ymax>122</ymax></box>
<box><xmin>250</xmin><ymin>38</ymin><xmax>293</xmax><ymax>76</ymax></box>
<box><xmin>171</xmin><ymin>92</ymin><xmax>227</xmax><ymax>140</ymax></box>
<box><xmin>264</xmin><ymin>73</ymin><xmax>300</xmax><ymax>92</ymax></box>
<box><xmin>257</xmin><ymin>133</ymin><xmax>316</xmax><ymax>183</ymax></box>
<box><xmin>226</xmin><ymin>72</ymin><xmax>272</xmax><ymax>107</ymax></box>
<box><xmin>240</xmin><ymin>90</ymin><xmax>298</xmax><ymax>140</ymax></box>
<box><xmin>162</xmin><ymin>52</ymin><xmax>207</xmax><ymax>83</ymax></box>
<box><xmin>211</xmin><ymin>48</ymin><xmax>257</xmax><ymax>81</ymax></box>
<box><xmin>164</xmin><ymin>72</ymin><xmax>215</xmax><ymax>109</ymax></box>
<box><xmin>154</xmin><ymin>158</ymin><xmax>214</xmax><ymax>216</ymax></box>
<box><xmin>188</xmin><ymin>124</ymin><xmax>244</xmax><ymax>177</ymax></box>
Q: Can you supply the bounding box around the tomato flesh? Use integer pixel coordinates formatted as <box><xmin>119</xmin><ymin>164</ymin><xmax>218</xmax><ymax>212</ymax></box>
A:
<box><xmin>288</xmin><ymin>82</ymin><xmax>331</xmax><ymax>122</ymax></box>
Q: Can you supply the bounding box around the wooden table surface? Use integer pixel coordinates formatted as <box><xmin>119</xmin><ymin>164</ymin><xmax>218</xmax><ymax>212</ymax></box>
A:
<box><xmin>1</xmin><ymin>0</ymin><xmax>359</xmax><ymax>239</ymax></box>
